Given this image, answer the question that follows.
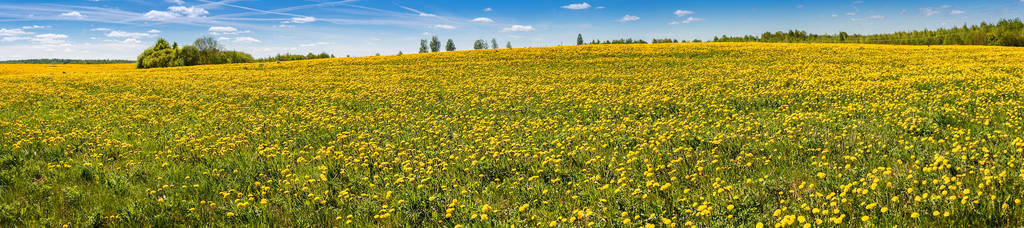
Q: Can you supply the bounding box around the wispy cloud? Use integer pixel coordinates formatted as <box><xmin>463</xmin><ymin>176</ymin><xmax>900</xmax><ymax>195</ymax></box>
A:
<box><xmin>432</xmin><ymin>24</ymin><xmax>455</xmax><ymax>29</ymax></box>
<box><xmin>60</xmin><ymin>11</ymin><xmax>84</xmax><ymax>18</ymax></box>
<box><xmin>502</xmin><ymin>25</ymin><xmax>534</xmax><ymax>32</ymax></box>
<box><xmin>234</xmin><ymin>36</ymin><xmax>260</xmax><ymax>43</ymax></box>
<box><xmin>618</xmin><ymin>15</ymin><xmax>639</xmax><ymax>22</ymax></box>
<box><xmin>561</xmin><ymin>2</ymin><xmax>591</xmax><ymax>10</ymax></box>
<box><xmin>851</xmin><ymin>15</ymin><xmax>884</xmax><ymax>21</ymax></box>
<box><xmin>674</xmin><ymin>10</ymin><xmax>694</xmax><ymax>17</ymax></box>
<box><xmin>471</xmin><ymin>17</ymin><xmax>493</xmax><ymax>23</ymax></box>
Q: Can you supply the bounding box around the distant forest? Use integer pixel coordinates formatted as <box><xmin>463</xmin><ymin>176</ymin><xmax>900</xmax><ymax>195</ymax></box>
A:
<box><xmin>0</xmin><ymin>59</ymin><xmax>134</xmax><ymax>64</ymax></box>
<box><xmin>714</xmin><ymin>19</ymin><xmax>1024</xmax><ymax>46</ymax></box>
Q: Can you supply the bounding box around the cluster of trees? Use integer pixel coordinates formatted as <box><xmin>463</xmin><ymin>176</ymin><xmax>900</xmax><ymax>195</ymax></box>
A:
<box><xmin>419</xmin><ymin>36</ymin><xmax>512</xmax><ymax>53</ymax></box>
<box><xmin>576</xmin><ymin>34</ymin><xmax>703</xmax><ymax>45</ymax></box>
<box><xmin>137</xmin><ymin>37</ymin><xmax>254</xmax><ymax>69</ymax></box>
<box><xmin>714</xmin><ymin>19</ymin><xmax>1024</xmax><ymax>46</ymax></box>
<box><xmin>0</xmin><ymin>59</ymin><xmax>134</xmax><ymax>64</ymax></box>
<box><xmin>257</xmin><ymin>53</ymin><xmax>334</xmax><ymax>62</ymax></box>
<box><xmin>473</xmin><ymin>38</ymin><xmax>508</xmax><ymax>49</ymax></box>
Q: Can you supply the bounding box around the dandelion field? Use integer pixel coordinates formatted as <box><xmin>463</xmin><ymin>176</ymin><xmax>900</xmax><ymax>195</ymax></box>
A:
<box><xmin>1</xmin><ymin>43</ymin><xmax>1024</xmax><ymax>227</ymax></box>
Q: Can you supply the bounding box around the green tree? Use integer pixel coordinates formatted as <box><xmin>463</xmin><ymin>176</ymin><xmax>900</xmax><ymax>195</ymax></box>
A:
<box><xmin>577</xmin><ymin>33</ymin><xmax>584</xmax><ymax>45</ymax></box>
<box><xmin>506</xmin><ymin>41</ymin><xmax>512</xmax><ymax>49</ymax></box>
<box><xmin>430</xmin><ymin>36</ymin><xmax>441</xmax><ymax>52</ymax></box>
<box><xmin>491</xmin><ymin>38</ymin><xmax>498</xmax><ymax>49</ymax></box>
<box><xmin>179</xmin><ymin>46</ymin><xmax>200</xmax><ymax>66</ymax></box>
<box><xmin>419</xmin><ymin>39</ymin><xmax>429</xmax><ymax>53</ymax></box>
<box><xmin>473</xmin><ymin>39</ymin><xmax>487</xmax><ymax>49</ymax></box>
<box><xmin>446</xmin><ymin>39</ymin><xmax>456</xmax><ymax>51</ymax></box>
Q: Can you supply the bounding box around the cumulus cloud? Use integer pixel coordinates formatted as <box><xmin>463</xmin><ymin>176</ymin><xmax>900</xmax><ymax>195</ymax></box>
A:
<box><xmin>144</xmin><ymin>6</ymin><xmax>208</xmax><ymax>21</ymax></box>
<box><xmin>502</xmin><ymin>25</ymin><xmax>534</xmax><ymax>32</ymax></box>
<box><xmin>121</xmin><ymin>38</ymin><xmax>142</xmax><ymax>44</ymax></box>
<box><xmin>432</xmin><ymin>24</ymin><xmax>456</xmax><ymax>29</ymax></box>
<box><xmin>561</xmin><ymin>2</ymin><xmax>591</xmax><ymax>10</ymax></box>
<box><xmin>290</xmin><ymin>16</ymin><xmax>316</xmax><ymax>23</ymax></box>
<box><xmin>143</xmin><ymin>10</ymin><xmax>178</xmax><ymax>21</ymax></box>
<box><xmin>234</xmin><ymin>37</ymin><xmax>260</xmax><ymax>43</ymax></box>
<box><xmin>60</xmin><ymin>11</ymin><xmax>84</xmax><ymax>18</ymax></box>
<box><xmin>674</xmin><ymin>10</ymin><xmax>694</xmax><ymax>17</ymax></box>
<box><xmin>148</xmin><ymin>29</ymin><xmax>161</xmax><ymax>33</ymax></box>
<box><xmin>0</xmin><ymin>28</ymin><xmax>31</xmax><ymax>36</ymax></box>
<box><xmin>618</xmin><ymin>15</ymin><xmax>639</xmax><ymax>22</ymax></box>
<box><xmin>168</xmin><ymin>6</ymin><xmax>209</xmax><ymax>18</ymax></box>
<box><xmin>471</xmin><ymin>17</ymin><xmax>494</xmax><ymax>23</ymax></box>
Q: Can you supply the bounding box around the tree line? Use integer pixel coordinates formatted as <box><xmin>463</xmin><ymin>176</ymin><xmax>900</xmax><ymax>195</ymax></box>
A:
<box><xmin>419</xmin><ymin>36</ymin><xmax>512</xmax><ymax>53</ymax></box>
<box><xmin>0</xmin><ymin>59</ymin><xmax>134</xmax><ymax>64</ymax></box>
<box><xmin>137</xmin><ymin>37</ymin><xmax>336</xmax><ymax>69</ymax></box>
<box><xmin>713</xmin><ymin>18</ymin><xmax>1024</xmax><ymax>46</ymax></box>
<box><xmin>575</xmin><ymin>33</ymin><xmax>703</xmax><ymax>45</ymax></box>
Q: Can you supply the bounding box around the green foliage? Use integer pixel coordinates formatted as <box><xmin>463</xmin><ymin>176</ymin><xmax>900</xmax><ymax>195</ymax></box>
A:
<box><xmin>473</xmin><ymin>39</ymin><xmax>488</xmax><ymax>49</ymax></box>
<box><xmin>577</xmin><ymin>33</ymin><xmax>584</xmax><ymax>45</ymax></box>
<box><xmin>419</xmin><ymin>39</ymin><xmax>429</xmax><ymax>53</ymax></box>
<box><xmin>0</xmin><ymin>59</ymin><xmax>133</xmax><ymax>64</ymax></box>
<box><xmin>430</xmin><ymin>36</ymin><xmax>441</xmax><ymax>52</ymax></box>
<box><xmin>446</xmin><ymin>39</ymin><xmax>456</xmax><ymax>51</ymax></box>
<box><xmin>715</xmin><ymin>18</ymin><xmax>1024</xmax><ymax>46</ymax></box>
<box><xmin>136</xmin><ymin>37</ymin><xmax>273</xmax><ymax>69</ymax></box>
<box><xmin>257</xmin><ymin>52</ymin><xmax>333</xmax><ymax>62</ymax></box>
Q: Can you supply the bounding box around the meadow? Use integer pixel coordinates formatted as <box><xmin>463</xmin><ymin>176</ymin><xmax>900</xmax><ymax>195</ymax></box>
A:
<box><xmin>1</xmin><ymin>43</ymin><xmax>1023</xmax><ymax>227</ymax></box>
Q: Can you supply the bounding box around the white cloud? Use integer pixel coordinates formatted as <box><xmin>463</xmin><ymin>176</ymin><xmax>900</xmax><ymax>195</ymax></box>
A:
<box><xmin>844</xmin><ymin>12</ymin><xmax>856</xmax><ymax>16</ymax></box>
<box><xmin>852</xmin><ymin>15</ymin><xmax>884</xmax><ymax>21</ymax></box>
<box><xmin>21</xmin><ymin>25</ymin><xmax>48</xmax><ymax>30</ymax></box>
<box><xmin>60</xmin><ymin>11</ymin><xmax>84</xmax><ymax>18</ymax></box>
<box><xmin>90</xmin><ymin>28</ymin><xmax>111</xmax><ymax>31</ymax></box>
<box><xmin>144</xmin><ymin>6</ymin><xmax>208</xmax><ymax>21</ymax></box>
<box><xmin>502</xmin><ymin>25</ymin><xmax>534</xmax><ymax>32</ymax></box>
<box><xmin>432</xmin><ymin>24</ymin><xmax>456</xmax><ymax>29</ymax></box>
<box><xmin>121</xmin><ymin>38</ymin><xmax>142</xmax><ymax>44</ymax></box>
<box><xmin>0</xmin><ymin>28</ymin><xmax>31</xmax><ymax>36</ymax></box>
<box><xmin>1</xmin><ymin>37</ymin><xmax>27</xmax><ymax>42</ymax></box>
<box><xmin>148</xmin><ymin>29</ymin><xmax>161</xmax><ymax>33</ymax></box>
<box><xmin>677</xmin><ymin>17</ymin><xmax>703</xmax><ymax>24</ymax></box>
<box><xmin>940</xmin><ymin>5</ymin><xmax>952</xmax><ymax>9</ymax></box>
<box><xmin>143</xmin><ymin>10</ymin><xmax>178</xmax><ymax>21</ymax></box>
<box><xmin>595</xmin><ymin>6</ymin><xmax>605</xmax><ymax>9</ymax></box>
<box><xmin>106</xmin><ymin>31</ymin><xmax>154</xmax><ymax>38</ymax></box>
<box><xmin>561</xmin><ymin>2</ymin><xmax>591</xmax><ymax>10</ymax></box>
<box><xmin>234</xmin><ymin>37</ymin><xmax>260</xmax><ymax>43</ymax></box>
<box><xmin>483</xmin><ymin>8</ymin><xmax>492</xmax><ymax>12</ymax></box>
<box><xmin>167</xmin><ymin>0</ymin><xmax>185</xmax><ymax>5</ymax></box>
<box><xmin>300</xmin><ymin>42</ymin><xmax>330</xmax><ymax>47</ymax></box>
<box><xmin>832</xmin><ymin>14</ymin><xmax>840</xmax><ymax>18</ymax></box>
<box><xmin>168</xmin><ymin>6</ymin><xmax>209</xmax><ymax>18</ymax></box>
<box><xmin>208</xmin><ymin>26</ymin><xmax>249</xmax><ymax>35</ymax></box>
<box><xmin>618</xmin><ymin>15</ymin><xmax>639</xmax><ymax>22</ymax></box>
<box><xmin>949</xmin><ymin>10</ymin><xmax>965</xmax><ymax>15</ymax></box>
<box><xmin>674</xmin><ymin>10</ymin><xmax>694</xmax><ymax>17</ymax></box>
<box><xmin>290</xmin><ymin>16</ymin><xmax>316</xmax><ymax>23</ymax></box>
<box><xmin>32</xmin><ymin>34</ymin><xmax>69</xmax><ymax>44</ymax></box>
<box><xmin>217</xmin><ymin>37</ymin><xmax>230</xmax><ymax>41</ymax></box>
<box><xmin>471</xmin><ymin>17</ymin><xmax>494</xmax><ymax>23</ymax></box>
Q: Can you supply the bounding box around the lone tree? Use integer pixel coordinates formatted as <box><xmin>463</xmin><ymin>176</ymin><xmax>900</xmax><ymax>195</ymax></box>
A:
<box><xmin>577</xmin><ymin>33</ymin><xmax>584</xmax><ymax>45</ymax></box>
<box><xmin>430</xmin><ymin>36</ymin><xmax>441</xmax><ymax>52</ymax></box>
<box><xmin>491</xmin><ymin>38</ymin><xmax>498</xmax><ymax>49</ymax></box>
<box><xmin>506</xmin><ymin>41</ymin><xmax>512</xmax><ymax>49</ymax></box>
<box><xmin>473</xmin><ymin>39</ymin><xmax>487</xmax><ymax>49</ymax></box>
<box><xmin>419</xmin><ymin>39</ymin><xmax>429</xmax><ymax>53</ymax></box>
<box><xmin>446</xmin><ymin>39</ymin><xmax>456</xmax><ymax>51</ymax></box>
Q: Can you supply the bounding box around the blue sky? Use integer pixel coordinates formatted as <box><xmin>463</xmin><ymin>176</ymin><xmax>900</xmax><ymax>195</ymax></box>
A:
<box><xmin>1</xmin><ymin>0</ymin><xmax>1022</xmax><ymax>60</ymax></box>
